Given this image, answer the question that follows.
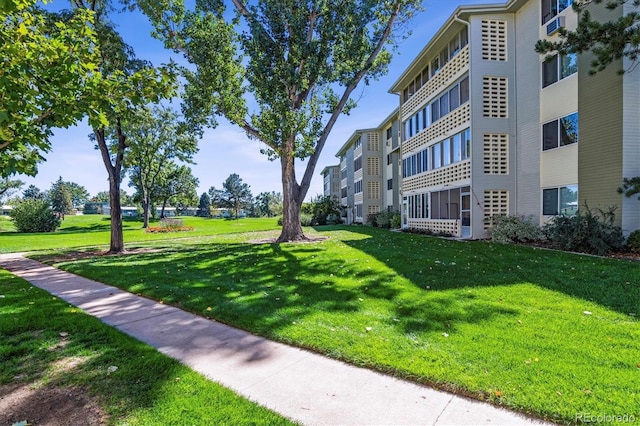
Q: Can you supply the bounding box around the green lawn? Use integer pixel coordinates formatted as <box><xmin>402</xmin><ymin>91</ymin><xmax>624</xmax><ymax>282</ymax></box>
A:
<box><xmin>0</xmin><ymin>269</ymin><xmax>293</xmax><ymax>425</ymax></box>
<box><xmin>28</xmin><ymin>225</ymin><xmax>639</xmax><ymax>424</ymax></box>
<box><xmin>3</xmin><ymin>217</ymin><xmax>639</xmax><ymax>423</ymax></box>
<box><xmin>0</xmin><ymin>215</ymin><xmax>280</xmax><ymax>253</ymax></box>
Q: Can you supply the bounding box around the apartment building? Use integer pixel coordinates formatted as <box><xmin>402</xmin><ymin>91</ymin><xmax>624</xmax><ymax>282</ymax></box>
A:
<box><xmin>380</xmin><ymin>108</ymin><xmax>402</xmax><ymax>214</ymax></box>
<box><xmin>387</xmin><ymin>0</ymin><xmax>639</xmax><ymax>238</ymax></box>
<box><xmin>336</xmin><ymin>128</ymin><xmax>384</xmax><ymax>224</ymax></box>
<box><xmin>321</xmin><ymin>165</ymin><xmax>341</xmax><ymax>201</ymax></box>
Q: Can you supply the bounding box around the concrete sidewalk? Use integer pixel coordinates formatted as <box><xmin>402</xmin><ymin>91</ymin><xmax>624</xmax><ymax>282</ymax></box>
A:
<box><xmin>0</xmin><ymin>253</ymin><xmax>549</xmax><ymax>426</ymax></box>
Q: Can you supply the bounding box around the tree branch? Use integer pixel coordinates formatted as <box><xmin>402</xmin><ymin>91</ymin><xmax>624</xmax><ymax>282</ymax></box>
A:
<box><xmin>299</xmin><ymin>1</ymin><xmax>403</xmax><ymax>198</ymax></box>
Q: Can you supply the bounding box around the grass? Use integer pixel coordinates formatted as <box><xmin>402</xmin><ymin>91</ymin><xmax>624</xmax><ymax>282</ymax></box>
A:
<box><xmin>36</xmin><ymin>225</ymin><xmax>640</xmax><ymax>424</ymax></box>
<box><xmin>3</xmin><ymin>216</ymin><xmax>639</xmax><ymax>423</ymax></box>
<box><xmin>0</xmin><ymin>215</ymin><xmax>280</xmax><ymax>253</ymax></box>
<box><xmin>0</xmin><ymin>269</ymin><xmax>294</xmax><ymax>425</ymax></box>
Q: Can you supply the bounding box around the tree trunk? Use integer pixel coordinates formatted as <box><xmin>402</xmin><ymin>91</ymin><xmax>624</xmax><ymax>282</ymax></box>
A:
<box><xmin>94</xmin><ymin>124</ymin><xmax>126</xmax><ymax>254</ymax></box>
<box><xmin>160</xmin><ymin>199</ymin><xmax>167</xmax><ymax>218</ymax></box>
<box><xmin>142</xmin><ymin>194</ymin><xmax>150</xmax><ymax>228</ymax></box>
<box><xmin>108</xmin><ymin>175</ymin><xmax>124</xmax><ymax>253</ymax></box>
<box><xmin>277</xmin><ymin>153</ymin><xmax>306</xmax><ymax>242</ymax></box>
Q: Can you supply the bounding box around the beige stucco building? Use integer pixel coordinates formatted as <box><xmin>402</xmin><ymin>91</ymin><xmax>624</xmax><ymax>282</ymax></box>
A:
<box><xmin>326</xmin><ymin>0</ymin><xmax>639</xmax><ymax>236</ymax></box>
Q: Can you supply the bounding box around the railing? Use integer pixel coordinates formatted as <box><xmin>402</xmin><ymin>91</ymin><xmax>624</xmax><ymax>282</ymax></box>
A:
<box><xmin>406</xmin><ymin>219</ymin><xmax>461</xmax><ymax>237</ymax></box>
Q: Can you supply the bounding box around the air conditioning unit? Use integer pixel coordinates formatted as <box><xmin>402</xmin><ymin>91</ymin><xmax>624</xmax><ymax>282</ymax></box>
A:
<box><xmin>546</xmin><ymin>16</ymin><xmax>565</xmax><ymax>36</ymax></box>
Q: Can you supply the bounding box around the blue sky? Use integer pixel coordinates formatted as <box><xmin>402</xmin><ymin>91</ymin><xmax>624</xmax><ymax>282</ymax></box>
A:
<box><xmin>19</xmin><ymin>0</ymin><xmax>492</xmax><ymax>201</ymax></box>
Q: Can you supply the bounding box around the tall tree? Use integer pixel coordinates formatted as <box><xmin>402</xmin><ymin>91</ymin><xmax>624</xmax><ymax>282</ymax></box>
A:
<box><xmin>254</xmin><ymin>191</ymin><xmax>283</xmax><ymax>217</ymax></box>
<box><xmin>0</xmin><ymin>178</ymin><xmax>24</xmax><ymax>204</ymax></box>
<box><xmin>61</xmin><ymin>1</ymin><xmax>177</xmax><ymax>252</ymax></box>
<box><xmin>23</xmin><ymin>184</ymin><xmax>44</xmax><ymax>200</ymax></box>
<box><xmin>197</xmin><ymin>192</ymin><xmax>211</xmax><ymax>217</ymax></box>
<box><xmin>62</xmin><ymin>180</ymin><xmax>90</xmax><ymax>209</ymax></box>
<box><xmin>154</xmin><ymin>164</ymin><xmax>199</xmax><ymax>218</ymax></box>
<box><xmin>535</xmin><ymin>0</ymin><xmax>640</xmax><ymax>73</ymax></box>
<box><xmin>219</xmin><ymin>173</ymin><xmax>253</xmax><ymax>219</ymax></box>
<box><xmin>0</xmin><ymin>0</ymin><xmax>98</xmax><ymax>177</ymax></box>
<box><xmin>125</xmin><ymin>106</ymin><xmax>198</xmax><ymax>227</ymax></box>
<box><xmin>92</xmin><ymin>191</ymin><xmax>111</xmax><ymax>202</ymax></box>
<box><xmin>49</xmin><ymin>176</ymin><xmax>73</xmax><ymax>218</ymax></box>
<box><xmin>138</xmin><ymin>0</ymin><xmax>420</xmax><ymax>241</ymax></box>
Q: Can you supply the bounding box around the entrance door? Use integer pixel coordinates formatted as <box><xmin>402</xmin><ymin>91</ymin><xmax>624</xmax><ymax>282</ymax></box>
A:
<box><xmin>461</xmin><ymin>189</ymin><xmax>471</xmax><ymax>238</ymax></box>
<box><xmin>402</xmin><ymin>197</ymin><xmax>408</xmax><ymax>229</ymax></box>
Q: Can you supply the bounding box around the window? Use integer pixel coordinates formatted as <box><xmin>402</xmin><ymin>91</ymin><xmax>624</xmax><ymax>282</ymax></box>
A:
<box><xmin>407</xmin><ymin>193</ymin><xmax>429</xmax><ymax>219</ymax></box>
<box><xmin>354</xmin><ymin>136</ymin><xmax>362</xmax><ymax>149</ymax></box>
<box><xmin>356</xmin><ymin>204</ymin><xmax>363</xmax><ymax>218</ymax></box>
<box><xmin>387</xmin><ymin>179</ymin><xmax>393</xmax><ymax>190</ymax></box>
<box><xmin>341</xmin><ymin>187</ymin><xmax>347</xmax><ymax>198</ymax></box>
<box><xmin>543</xmin><ymin>113</ymin><xmax>578</xmax><ymax>150</ymax></box>
<box><xmin>387</xmin><ymin>153</ymin><xmax>392</xmax><ymax>165</ymax></box>
<box><xmin>354</xmin><ymin>180</ymin><xmax>363</xmax><ymax>194</ymax></box>
<box><xmin>431</xmin><ymin>99</ymin><xmax>440</xmax><ymax>123</ymax></box>
<box><xmin>543</xmin><ymin>184</ymin><xmax>578</xmax><ymax>215</ymax></box>
<box><xmin>402</xmin><ymin>128</ymin><xmax>470</xmax><ymax>179</ymax></box>
<box><xmin>354</xmin><ymin>156</ymin><xmax>363</xmax><ymax>171</ymax></box>
<box><xmin>450</xmin><ymin>85</ymin><xmax>460</xmax><ymax>111</ymax></box>
<box><xmin>542</xmin><ymin>53</ymin><xmax>577</xmax><ymax>87</ymax></box>
<box><xmin>431</xmin><ymin>57</ymin><xmax>440</xmax><ymax>77</ymax></box>
<box><xmin>449</xmin><ymin>37</ymin><xmax>460</xmax><ymax>60</ymax></box>
<box><xmin>341</xmin><ymin>168</ymin><xmax>347</xmax><ymax>179</ymax></box>
<box><xmin>432</xmin><ymin>143</ymin><xmax>442</xmax><ymax>169</ymax></box>
<box><xmin>542</xmin><ymin>0</ymin><xmax>573</xmax><ymax>25</ymax></box>
<box><xmin>439</xmin><ymin>92</ymin><xmax>449</xmax><ymax>117</ymax></box>
<box><xmin>386</xmin><ymin>126</ymin><xmax>392</xmax><ymax>140</ymax></box>
<box><xmin>442</xmin><ymin>138</ymin><xmax>451</xmax><ymax>166</ymax></box>
<box><xmin>460</xmin><ymin>77</ymin><xmax>470</xmax><ymax>103</ymax></box>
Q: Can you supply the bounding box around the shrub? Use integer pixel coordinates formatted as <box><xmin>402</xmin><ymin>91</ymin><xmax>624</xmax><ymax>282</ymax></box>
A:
<box><xmin>542</xmin><ymin>205</ymin><xmax>624</xmax><ymax>256</ymax></box>
<box><xmin>9</xmin><ymin>199</ymin><xmax>61</xmax><ymax>233</ymax></box>
<box><xmin>489</xmin><ymin>215</ymin><xmax>541</xmax><ymax>244</ymax></box>
<box><xmin>309</xmin><ymin>195</ymin><xmax>341</xmax><ymax>225</ymax></box>
<box><xmin>277</xmin><ymin>214</ymin><xmax>314</xmax><ymax>227</ymax></box>
<box><xmin>371</xmin><ymin>211</ymin><xmax>401</xmax><ymax>229</ymax></box>
<box><xmin>159</xmin><ymin>218</ymin><xmax>184</xmax><ymax>229</ymax></box>
<box><xmin>625</xmin><ymin>229</ymin><xmax>640</xmax><ymax>253</ymax></box>
<box><xmin>390</xmin><ymin>212</ymin><xmax>401</xmax><ymax>229</ymax></box>
<box><xmin>300</xmin><ymin>214</ymin><xmax>313</xmax><ymax>227</ymax></box>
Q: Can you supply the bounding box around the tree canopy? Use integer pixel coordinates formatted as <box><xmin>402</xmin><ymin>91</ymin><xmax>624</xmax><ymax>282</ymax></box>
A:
<box><xmin>0</xmin><ymin>0</ymin><xmax>99</xmax><ymax>176</ymax></box>
<box><xmin>218</xmin><ymin>173</ymin><xmax>253</xmax><ymax>219</ymax></box>
<box><xmin>535</xmin><ymin>0</ymin><xmax>640</xmax><ymax>73</ymax></box>
<box><xmin>137</xmin><ymin>0</ymin><xmax>420</xmax><ymax>241</ymax></box>
<box><xmin>124</xmin><ymin>105</ymin><xmax>198</xmax><ymax>227</ymax></box>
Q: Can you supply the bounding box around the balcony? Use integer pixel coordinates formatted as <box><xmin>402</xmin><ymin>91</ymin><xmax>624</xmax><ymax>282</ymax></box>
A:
<box><xmin>402</xmin><ymin>45</ymin><xmax>469</xmax><ymax>119</ymax></box>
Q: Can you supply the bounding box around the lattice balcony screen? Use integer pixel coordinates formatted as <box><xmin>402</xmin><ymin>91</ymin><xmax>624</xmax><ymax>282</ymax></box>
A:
<box><xmin>367</xmin><ymin>133</ymin><xmax>380</xmax><ymax>151</ymax></box>
<box><xmin>367</xmin><ymin>157</ymin><xmax>380</xmax><ymax>176</ymax></box>
<box><xmin>482</xmin><ymin>20</ymin><xmax>507</xmax><ymax>61</ymax></box>
<box><xmin>367</xmin><ymin>181</ymin><xmax>381</xmax><ymax>200</ymax></box>
<box><xmin>483</xmin><ymin>77</ymin><xmax>508</xmax><ymax>118</ymax></box>
<box><xmin>483</xmin><ymin>190</ymin><xmax>509</xmax><ymax>229</ymax></box>
<box><xmin>401</xmin><ymin>46</ymin><xmax>470</xmax><ymax>119</ymax></box>
<box><xmin>483</xmin><ymin>134</ymin><xmax>509</xmax><ymax>174</ymax></box>
<box><xmin>403</xmin><ymin>160</ymin><xmax>471</xmax><ymax>192</ymax></box>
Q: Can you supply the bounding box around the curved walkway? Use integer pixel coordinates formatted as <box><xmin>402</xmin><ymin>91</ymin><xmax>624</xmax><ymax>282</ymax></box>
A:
<box><xmin>0</xmin><ymin>253</ymin><xmax>550</xmax><ymax>426</ymax></box>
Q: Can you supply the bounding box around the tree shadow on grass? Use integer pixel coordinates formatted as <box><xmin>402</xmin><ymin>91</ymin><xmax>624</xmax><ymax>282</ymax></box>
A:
<box><xmin>327</xmin><ymin>225</ymin><xmax>640</xmax><ymax>318</ymax></box>
<box><xmin>0</xmin><ymin>272</ymin><xmax>290</xmax><ymax>425</ymax></box>
<box><xmin>57</xmin><ymin>234</ymin><xmax>520</xmax><ymax>341</ymax></box>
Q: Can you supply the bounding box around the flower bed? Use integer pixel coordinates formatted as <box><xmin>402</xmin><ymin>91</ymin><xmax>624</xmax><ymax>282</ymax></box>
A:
<box><xmin>145</xmin><ymin>226</ymin><xmax>194</xmax><ymax>233</ymax></box>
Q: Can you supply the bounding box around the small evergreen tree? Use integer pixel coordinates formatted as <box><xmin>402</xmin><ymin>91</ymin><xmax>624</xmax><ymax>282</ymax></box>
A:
<box><xmin>197</xmin><ymin>192</ymin><xmax>211</xmax><ymax>217</ymax></box>
<box><xmin>23</xmin><ymin>184</ymin><xmax>44</xmax><ymax>200</ymax></box>
<box><xmin>49</xmin><ymin>177</ymin><xmax>73</xmax><ymax>218</ymax></box>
